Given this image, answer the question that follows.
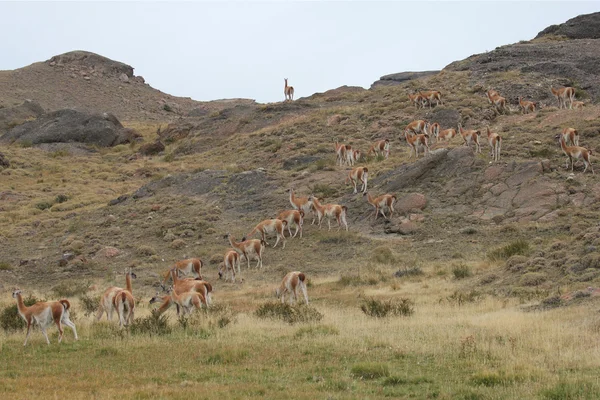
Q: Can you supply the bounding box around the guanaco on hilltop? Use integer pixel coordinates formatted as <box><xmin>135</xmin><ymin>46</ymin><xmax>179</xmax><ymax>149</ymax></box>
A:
<box><xmin>408</xmin><ymin>92</ymin><xmax>424</xmax><ymax>109</ymax></box>
<box><xmin>364</xmin><ymin>192</ymin><xmax>397</xmax><ymax>220</ymax></box>
<box><xmin>487</xmin><ymin>90</ymin><xmax>506</xmax><ymax>114</ymax></box>
<box><xmin>551</xmin><ymin>86</ymin><xmax>575</xmax><ymax>109</ymax></box>
<box><xmin>557</xmin><ymin>134</ymin><xmax>594</xmax><ymax>174</ymax></box>
<box><xmin>486</xmin><ymin>127</ymin><xmax>502</xmax><ymax>162</ymax></box>
<box><xmin>276</xmin><ymin>271</ymin><xmax>309</xmax><ymax>304</ymax></box>
<box><xmin>308</xmin><ymin>195</ymin><xmax>348</xmax><ymax>231</ymax></box>
<box><xmin>346</xmin><ymin>166</ymin><xmax>368</xmax><ymax>194</ymax></box>
<box><xmin>284</xmin><ymin>78</ymin><xmax>294</xmax><ymax>101</ymax></box>
<box><xmin>419</xmin><ymin>90</ymin><xmax>443</xmax><ymax>108</ymax></box>
<box><xmin>12</xmin><ymin>288</ymin><xmax>78</xmax><ymax>346</ymax></box>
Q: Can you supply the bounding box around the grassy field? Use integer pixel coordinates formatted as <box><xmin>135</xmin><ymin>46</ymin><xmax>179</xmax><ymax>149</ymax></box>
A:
<box><xmin>2</xmin><ymin>273</ymin><xmax>600</xmax><ymax>399</ymax></box>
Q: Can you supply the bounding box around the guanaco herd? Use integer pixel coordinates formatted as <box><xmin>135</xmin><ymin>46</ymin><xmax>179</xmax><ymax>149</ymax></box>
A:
<box><xmin>9</xmin><ymin>83</ymin><xmax>594</xmax><ymax>345</ymax></box>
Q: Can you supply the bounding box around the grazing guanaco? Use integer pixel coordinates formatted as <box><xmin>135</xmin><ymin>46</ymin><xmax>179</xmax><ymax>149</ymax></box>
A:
<box><xmin>346</xmin><ymin>166</ymin><xmax>368</xmax><ymax>194</ymax></box>
<box><xmin>112</xmin><ymin>289</ymin><xmax>135</xmax><ymax>327</ymax></box>
<box><xmin>419</xmin><ymin>90</ymin><xmax>443</xmax><ymax>108</ymax></box>
<box><xmin>428</xmin><ymin>122</ymin><xmax>441</xmax><ymax>142</ymax></box>
<box><xmin>364</xmin><ymin>192</ymin><xmax>396</xmax><ymax>220</ymax></box>
<box><xmin>408</xmin><ymin>93</ymin><xmax>424</xmax><ymax>109</ymax></box>
<box><xmin>335</xmin><ymin>142</ymin><xmax>347</xmax><ymax>167</ymax></box>
<box><xmin>561</xmin><ymin>128</ymin><xmax>579</xmax><ymax>146</ymax></box>
<box><xmin>490</xmin><ymin>93</ymin><xmax>507</xmax><ymax>113</ymax></box>
<box><xmin>96</xmin><ymin>269</ymin><xmax>136</xmax><ymax>321</ymax></box>
<box><xmin>406</xmin><ymin>120</ymin><xmax>429</xmax><ymax>136</ymax></box>
<box><xmin>276</xmin><ymin>271</ymin><xmax>309</xmax><ymax>304</ymax></box>
<box><xmin>551</xmin><ymin>86</ymin><xmax>575</xmax><ymax>109</ymax></box>
<box><xmin>149</xmin><ymin>292</ymin><xmax>173</xmax><ymax>316</ymax></box>
<box><xmin>12</xmin><ymin>288</ymin><xmax>78</xmax><ymax>346</ymax></box>
<box><xmin>558</xmin><ymin>135</ymin><xmax>594</xmax><ymax>174</ymax></box>
<box><xmin>165</xmin><ymin>267</ymin><xmax>212</xmax><ymax>306</ymax></box>
<box><xmin>246</xmin><ymin>218</ymin><xmax>287</xmax><ymax>249</ymax></box>
<box><xmin>437</xmin><ymin>128</ymin><xmax>458</xmax><ymax>143</ymax></box>
<box><xmin>218</xmin><ymin>249</ymin><xmax>241</xmax><ymax>282</ymax></box>
<box><xmin>486</xmin><ymin>89</ymin><xmax>499</xmax><ymax>104</ymax></box>
<box><xmin>227</xmin><ymin>232</ymin><xmax>265</xmax><ymax>269</ymax></box>
<box><xmin>404</xmin><ymin>130</ymin><xmax>430</xmax><ymax>159</ymax></box>
<box><xmin>287</xmin><ymin>187</ymin><xmax>315</xmax><ymax>224</ymax></box>
<box><xmin>518</xmin><ymin>97</ymin><xmax>536</xmax><ymax>114</ymax></box>
<box><xmin>573</xmin><ymin>101</ymin><xmax>585</xmax><ymax>110</ymax></box>
<box><xmin>368</xmin><ymin>139</ymin><xmax>390</xmax><ymax>159</ymax></box>
<box><xmin>348</xmin><ymin>149</ymin><xmax>362</xmax><ymax>166</ymax></box>
<box><xmin>277</xmin><ymin>209</ymin><xmax>304</xmax><ymax>238</ymax></box>
<box><xmin>458</xmin><ymin>123</ymin><xmax>481</xmax><ymax>154</ymax></box>
<box><xmin>486</xmin><ymin>127</ymin><xmax>502</xmax><ymax>162</ymax></box>
<box><xmin>308</xmin><ymin>195</ymin><xmax>348</xmax><ymax>231</ymax></box>
<box><xmin>284</xmin><ymin>78</ymin><xmax>294</xmax><ymax>101</ymax></box>
<box><xmin>162</xmin><ymin>258</ymin><xmax>203</xmax><ymax>285</ymax></box>
<box><xmin>168</xmin><ymin>286</ymin><xmax>205</xmax><ymax>315</ymax></box>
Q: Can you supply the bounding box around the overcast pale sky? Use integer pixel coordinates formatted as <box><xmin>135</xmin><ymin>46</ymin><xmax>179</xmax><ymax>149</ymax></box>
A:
<box><xmin>0</xmin><ymin>1</ymin><xmax>598</xmax><ymax>103</ymax></box>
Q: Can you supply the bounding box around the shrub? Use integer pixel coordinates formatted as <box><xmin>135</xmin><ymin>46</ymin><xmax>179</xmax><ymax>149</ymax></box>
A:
<box><xmin>79</xmin><ymin>294</ymin><xmax>101</xmax><ymax>317</ymax></box>
<box><xmin>360</xmin><ymin>297</ymin><xmax>414</xmax><ymax>318</ymax></box>
<box><xmin>0</xmin><ymin>262</ymin><xmax>13</xmax><ymax>271</ymax></box>
<box><xmin>383</xmin><ymin>376</ymin><xmax>434</xmax><ymax>386</ymax></box>
<box><xmin>488</xmin><ymin>240</ymin><xmax>530</xmax><ymax>261</ymax></box>
<box><xmin>137</xmin><ymin>245</ymin><xmax>157</xmax><ymax>256</ymax></box>
<box><xmin>295</xmin><ymin>325</ymin><xmax>339</xmax><ymax>338</ymax></box>
<box><xmin>372</xmin><ymin>246</ymin><xmax>395</xmax><ymax>264</ymax></box>
<box><xmin>55</xmin><ymin>194</ymin><xmax>69</xmax><ymax>203</ymax></box>
<box><xmin>1</xmin><ymin>294</ymin><xmax>42</xmax><ymax>332</ymax></box>
<box><xmin>445</xmin><ymin>290</ymin><xmax>484</xmax><ymax>306</ymax></box>
<box><xmin>130</xmin><ymin>310</ymin><xmax>172</xmax><ymax>336</ymax></box>
<box><xmin>452</xmin><ymin>264</ymin><xmax>472</xmax><ymax>279</ymax></box>
<box><xmin>52</xmin><ymin>280</ymin><xmax>90</xmax><ymax>297</ymax></box>
<box><xmin>35</xmin><ymin>201</ymin><xmax>54</xmax><ymax>210</ymax></box>
<box><xmin>520</xmin><ymin>272</ymin><xmax>547</xmax><ymax>287</ymax></box>
<box><xmin>312</xmin><ymin>183</ymin><xmax>337</xmax><ymax>199</ymax></box>
<box><xmin>350</xmin><ymin>363</ymin><xmax>390</xmax><ymax>380</ymax></box>
<box><xmin>394</xmin><ymin>266</ymin><xmax>423</xmax><ymax>278</ymax></box>
<box><xmin>255</xmin><ymin>302</ymin><xmax>323</xmax><ymax>324</ymax></box>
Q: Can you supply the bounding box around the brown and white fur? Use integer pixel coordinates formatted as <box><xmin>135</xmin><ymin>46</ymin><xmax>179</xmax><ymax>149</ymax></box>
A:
<box><xmin>347</xmin><ymin>148</ymin><xmax>361</xmax><ymax>166</ymax></box>
<box><xmin>518</xmin><ymin>97</ymin><xmax>536</xmax><ymax>114</ymax></box>
<box><xmin>486</xmin><ymin>89</ymin><xmax>499</xmax><ymax>104</ymax></box>
<box><xmin>276</xmin><ymin>271</ymin><xmax>309</xmax><ymax>304</ymax></box>
<box><xmin>558</xmin><ymin>135</ymin><xmax>593</xmax><ymax>174</ymax></box>
<box><xmin>368</xmin><ymin>139</ymin><xmax>390</xmax><ymax>159</ymax></box>
<box><xmin>277</xmin><ymin>209</ymin><xmax>304</xmax><ymax>238</ymax></box>
<box><xmin>96</xmin><ymin>269</ymin><xmax>136</xmax><ymax>321</ymax></box>
<box><xmin>162</xmin><ymin>258</ymin><xmax>203</xmax><ymax>285</ymax></box>
<box><xmin>218</xmin><ymin>250</ymin><xmax>241</xmax><ymax>282</ymax></box>
<box><xmin>487</xmin><ymin>91</ymin><xmax>506</xmax><ymax>114</ymax></box>
<box><xmin>12</xmin><ymin>289</ymin><xmax>78</xmax><ymax>346</ymax></box>
<box><xmin>287</xmin><ymin>188</ymin><xmax>315</xmax><ymax>224</ymax></box>
<box><xmin>428</xmin><ymin>122</ymin><xmax>440</xmax><ymax>142</ymax></box>
<box><xmin>284</xmin><ymin>78</ymin><xmax>294</xmax><ymax>101</ymax></box>
<box><xmin>308</xmin><ymin>195</ymin><xmax>348</xmax><ymax>231</ymax></box>
<box><xmin>404</xmin><ymin>131</ymin><xmax>430</xmax><ymax>159</ymax></box>
<box><xmin>149</xmin><ymin>293</ymin><xmax>173</xmax><ymax>316</ymax></box>
<box><xmin>486</xmin><ymin>127</ymin><xmax>502</xmax><ymax>162</ymax></box>
<box><xmin>246</xmin><ymin>219</ymin><xmax>287</xmax><ymax>249</ymax></box>
<box><xmin>364</xmin><ymin>192</ymin><xmax>396</xmax><ymax>220</ymax></box>
<box><xmin>165</xmin><ymin>268</ymin><xmax>212</xmax><ymax>306</ymax></box>
<box><xmin>437</xmin><ymin>128</ymin><xmax>458</xmax><ymax>143</ymax></box>
<box><xmin>406</xmin><ymin>120</ymin><xmax>429</xmax><ymax>136</ymax></box>
<box><xmin>561</xmin><ymin>128</ymin><xmax>579</xmax><ymax>147</ymax></box>
<box><xmin>419</xmin><ymin>90</ymin><xmax>443</xmax><ymax>108</ymax></box>
<box><xmin>458</xmin><ymin>123</ymin><xmax>481</xmax><ymax>154</ymax></box>
<box><xmin>551</xmin><ymin>86</ymin><xmax>575</xmax><ymax>109</ymax></box>
<box><xmin>346</xmin><ymin>166</ymin><xmax>368</xmax><ymax>194</ymax></box>
<box><xmin>408</xmin><ymin>93</ymin><xmax>424</xmax><ymax>109</ymax></box>
<box><xmin>227</xmin><ymin>233</ymin><xmax>265</xmax><ymax>269</ymax></box>
<box><xmin>112</xmin><ymin>289</ymin><xmax>135</xmax><ymax>327</ymax></box>
<box><xmin>573</xmin><ymin>101</ymin><xmax>585</xmax><ymax>110</ymax></box>
<box><xmin>168</xmin><ymin>286</ymin><xmax>205</xmax><ymax>315</ymax></box>
<box><xmin>335</xmin><ymin>142</ymin><xmax>348</xmax><ymax>167</ymax></box>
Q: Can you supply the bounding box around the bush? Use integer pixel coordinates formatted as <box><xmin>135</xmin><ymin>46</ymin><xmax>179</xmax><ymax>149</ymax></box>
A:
<box><xmin>488</xmin><ymin>240</ymin><xmax>530</xmax><ymax>261</ymax></box>
<box><xmin>360</xmin><ymin>297</ymin><xmax>414</xmax><ymax>318</ymax></box>
<box><xmin>137</xmin><ymin>245</ymin><xmax>157</xmax><ymax>256</ymax></box>
<box><xmin>35</xmin><ymin>201</ymin><xmax>54</xmax><ymax>210</ymax></box>
<box><xmin>79</xmin><ymin>294</ymin><xmax>101</xmax><ymax>317</ymax></box>
<box><xmin>130</xmin><ymin>310</ymin><xmax>172</xmax><ymax>336</ymax></box>
<box><xmin>52</xmin><ymin>280</ymin><xmax>90</xmax><ymax>297</ymax></box>
<box><xmin>445</xmin><ymin>290</ymin><xmax>484</xmax><ymax>306</ymax></box>
<box><xmin>372</xmin><ymin>246</ymin><xmax>395</xmax><ymax>264</ymax></box>
<box><xmin>452</xmin><ymin>264</ymin><xmax>472</xmax><ymax>279</ymax></box>
<box><xmin>350</xmin><ymin>363</ymin><xmax>390</xmax><ymax>380</ymax></box>
<box><xmin>394</xmin><ymin>266</ymin><xmax>423</xmax><ymax>278</ymax></box>
<box><xmin>255</xmin><ymin>302</ymin><xmax>323</xmax><ymax>324</ymax></box>
<box><xmin>178</xmin><ymin>304</ymin><xmax>238</xmax><ymax>333</ymax></box>
<box><xmin>0</xmin><ymin>262</ymin><xmax>13</xmax><ymax>271</ymax></box>
<box><xmin>55</xmin><ymin>194</ymin><xmax>69</xmax><ymax>203</ymax></box>
<box><xmin>295</xmin><ymin>325</ymin><xmax>339</xmax><ymax>338</ymax></box>
<box><xmin>1</xmin><ymin>295</ymin><xmax>42</xmax><ymax>332</ymax></box>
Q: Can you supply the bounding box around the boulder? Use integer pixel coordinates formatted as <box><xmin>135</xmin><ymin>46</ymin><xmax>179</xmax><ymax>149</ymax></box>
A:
<box><xmin>0</xmin><ymin>100</ymin><xmax>45</xmax><ymax>134</ymax></box>
<box><xmin>0</xmin><ymin>109</ymin><xmax>137</xmax><ymax>147</ymax></box>
<box><xmin>139</xmin><ymin>140</ymin><xmax>165</xmax><ymax>156</ymax></box>
<box><xmin>46</xmin><ymin>51</ymin><xmax>134</xmax><ymax>78</ymax></box>
<box><xmin>395</xmin><ymin>193</ymin><xmax>427</xmax><ymax>214</ymax></box>
<box><xmin>536</xmin><ymin>12</ymin><xmax>600</xmax><ymax>40</ymax></box>
<box><xmin>371</xmin><ymin>71</ymin><xmax>440</xmax><ymax>88</ymax></box>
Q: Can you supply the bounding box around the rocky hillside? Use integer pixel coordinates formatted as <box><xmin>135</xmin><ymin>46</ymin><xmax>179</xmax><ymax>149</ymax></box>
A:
<box><xmin>1</xmin><ymin>13</ymin><xmax>600</xmax><ymax>305</ymax></box>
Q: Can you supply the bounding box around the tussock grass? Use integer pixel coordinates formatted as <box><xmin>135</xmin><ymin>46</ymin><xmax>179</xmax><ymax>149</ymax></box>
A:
<box><xmin>488</xmin><ymin>239</ymin><xmax>531</xmax><ymax>261</ymax></box>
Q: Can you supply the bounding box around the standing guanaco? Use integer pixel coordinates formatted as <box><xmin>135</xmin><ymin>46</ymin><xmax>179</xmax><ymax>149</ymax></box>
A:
<box><xmin>486</xmin><ymin>127</ymin><xmax>502</xmax><ymax>162</ymax></box>
<box><xmin>404</xmin><ymin>130</ymin><xmax>430</xmax><ymax>159</ymax></box>
<box><xmin>219</xmin><ymin>250</ymin><xmax>241</xmax><ymax>282</ymax></box>
<box><xmin>308</xmin><ymin>195</ymin><xmax>348</xmax><ymax>231</ymax></box>
<box><xmin>277</xmin><ymin>209</ymin><xmax>304</xmax><ymax>238</ymax></box>
<box><xmin>551</xmin><ymin>86</ymin><xmax>575</xmax><ymax>109</ymax></box>
<box><xmin>364</xmin><ymin>192</ymin><xmax>396</xmax><ymax>220</ymax></box>
<box><xmin>276</xmin><ymin>271</ymin><xmax>309</xmax><ymax>304</ymax></box>
<box><xmin>96</xmin><ymin>269</ymin><xmax>136</xmax><ymax>321</ymax></box>
<box><xmin>246</xmin><ymin>219</ymin><xmax>287</xmax><ymax>249</ymax></box>
<box><xmin>368</xmin><ymin>139</ymin><xmax>390</xmax><ymax>159</ymax></box>
<box><xmin>458</xmin><ymin>123</ymin><xmax>481</xmax><ymax>154</ymax></box>
<box><xmin>558</xmin><ymin>135</ymin><xmax>594</xmax><ymax>174</ymax></box>
<box><xmin>227</xmin><ymin>233</ymin><xmax>265</xmax><ymax>269</ymax></box>
<box><xmin>346</xmin><ymin>166</ymin><xmax>368</xmax><ymax>194</ymax></box>
<box><xmin>284</xmin><ymin>78</ymin><xmax>294</xmax><ymax>101</ymax></box>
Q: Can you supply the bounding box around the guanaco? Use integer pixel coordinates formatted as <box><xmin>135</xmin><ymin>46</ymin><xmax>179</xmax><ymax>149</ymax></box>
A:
<box><xmin>246</xmin><ymin>218</ymin><xmax>287</xmax><ymax>249</ymax></box>
<box><xmin>368</xmin><ymin>139</ymin><xmax>390</xmax><ymax>159</ymax></box>
<box><xmin>227</xmin><ymin>232</ymin><xmax>265</xmax><ymax>269</ymax></box>
<box><xmin>437</xmin><ymin>128</ymin><xmax>458</xmax><ymax>143</ymax></box>
<box><xmin>458</xmin><ymin>123</ymin><xmax>481</xmax><ymax>154</ymax></box>
<box><xmin>168</xmin><ymin>286</ymin><xmax>205</xmax><ymax>315</ymax></box>
<box><xmin>308</xmin><ymin>195</ymin><xmax>348</xmax><ymax>231</ymax></box>
<box><xmin>12</xmin><ymin>288</ymin><xmax>78</xmax><ymax>346</ymax></box>
<box><xmin>364</xmin><ymin>192</ymin><xmax>396</xmax><ymax>220</ymax></box>
<box><xmin>558</xmin><ymin>135</ymin><xmax>594</xmax><ymax>174</ymax></box>
<box><xmin>277</xmin><ymin>209</ymin><xmax>304</xmax><ymax>238</ymax></box>
<box><xmin>406</xmin><ymin>120</ymin><xmax>429</xmax><ymax>136</ymax></box>
<box><xmin>551</xmin><ymin>86</ymin><xmax>575</xmax><ymax>109</ymax></box>
<box><xmin>96</xmin><ymin>269</ymin><xmax>136</xmax><ymax>321</ymax></box>
<box><xmin>162</xmin><ymin>258</ymin><xmax>203</xmax><ymax>285</ymax></box>
<box><xmin>404</xmin><ymin>130</ymin><xmax>430</xmax><ymax>159</ymax></box>
<box><xmin>164</xmin><ymin>268</ymin><xmax>211</xmax><ymax>307</ymax></box>
<box><xmin>218</xmin><ymin>249</ymin><xmax>241</xmax><ymax>282</ymax></box>
<box><xmin>287</xmin><ymin>187</ymin><xmax>315</xmax><ymax>224</ymax></box>
<box><xmin>346</xmin><ymin>166</ymin><xmax>368</xmax><ymax>194</ymax></box>
<box><xmin>518</xmin><ymin>97</ymin><xmax>536</xmax><ymax>114</ymax></box>
<box><xmin>276</xmin><ymin>271</ymin><xmax>309</xmax><ymax>304</ymax></box>
<box><xmin>419</xmin><ymin>90</ymin><xmax>443</xmax><ymax>108</ymax></box>
<box><xmin>284</xmin><ymin>78</ymin><xmax>294</xmax><ymax>101</ymax></box>
<box><xmin>561</xmin><ymin>128</ymin><xmax>579</xmax><ymax>146</ymax></box>
<box><xmin>334</xmin><ymin>142</ymin><xmax>347</xmax><ymax>167</ymax></box>
<box><xmin>408</xmin><ymin>93</ymin><xmax>424</xmax><ymax>109</ymax></box>
<box><xmin>112</xmin><ymin>289</ymin><xmax>135</xmax><ymax>327</ymax></box>
<box><xmin>573</xmin><ymin>101</ymin><xmax>585</xmax><ymax>110</ymax></box>
<box><xmin>486</xmin><ymin>127</ymin><xmax>502</xmax><ymax>162</ymax></box>
<box><xmin>429</xmin><ymin>122</ymin><xmax>441</xmax><ymax>142</ymax></box>
<box><xmin>486</xmin><ymin>89</ymin><xmax>499</xmax><ymax>104</ymax></box>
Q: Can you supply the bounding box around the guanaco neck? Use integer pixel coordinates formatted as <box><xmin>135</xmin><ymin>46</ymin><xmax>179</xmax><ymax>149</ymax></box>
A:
<box><xmin>311</xmin><ymin>197</ymin><xmax>324</xmax><ymax>212</ymax></box>
<box><xmin>367</xmin><ymin>193</ymin><xmax>375</xmax><ymax>205</ymax></box>
<box><xmin>126</xmin><ymin>273</ymin><xmax>132</xmax><ymax>293</ymax></box>
<box><xmin>15</xmin><ymin>293</ymin><xmax>27</xmax><ymax>315</ymax></box>
<box><xmin>228</xmin><ymin>234</ymin><xmax>243</xmax><ymax>251</ymax></box>
<box><xmin>170</xmin><ymin>268</ymin><xmax>181</xmax><ymax>285</ymax></box>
